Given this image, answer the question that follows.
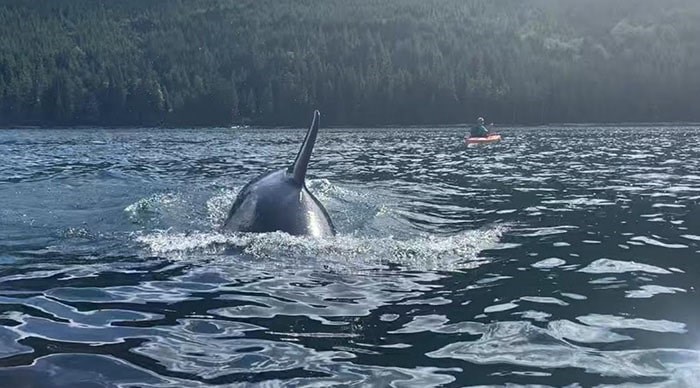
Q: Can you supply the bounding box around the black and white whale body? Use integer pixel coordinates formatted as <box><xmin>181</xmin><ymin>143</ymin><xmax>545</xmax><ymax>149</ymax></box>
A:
<box><xmin>222</xmin><ymin>110</ymin><xmax>335</xmax><ymax>237</ymax></box>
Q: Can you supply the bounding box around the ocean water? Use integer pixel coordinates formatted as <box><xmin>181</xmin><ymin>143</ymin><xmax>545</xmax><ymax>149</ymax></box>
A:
<box><xmin>0</xmin><ymin>125</ymin><xmax>698</xmax><ymax>387</ymax></box>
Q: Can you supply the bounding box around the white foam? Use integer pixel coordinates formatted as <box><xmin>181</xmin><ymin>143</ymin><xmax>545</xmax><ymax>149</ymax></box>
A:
<box><xmin>205</xmin><ymin>188</ymin><xmax>240</xmax><ymax>226</ymax></box>
<box><xmin>124</xmin><ymin>193</ymin><xmax>184</xmax><ymax>222</ymax></box>
<box><xmin>134</xmin><ymin>225</ymin><xmax>506</xmax><ymax>272</ymax></box>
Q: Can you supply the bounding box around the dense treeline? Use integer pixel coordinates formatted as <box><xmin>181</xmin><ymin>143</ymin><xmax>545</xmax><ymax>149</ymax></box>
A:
<box><xmin>1</xmin><ymin>0</ymin><xmax>699</xmax><ymax>127</ymax></box>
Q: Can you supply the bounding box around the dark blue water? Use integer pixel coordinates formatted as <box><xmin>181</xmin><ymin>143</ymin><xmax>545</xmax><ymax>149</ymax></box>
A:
<box><xmin>1</xmin><ymin>126</ymin><xmax>699</xmax><ymax>387</ymax></box>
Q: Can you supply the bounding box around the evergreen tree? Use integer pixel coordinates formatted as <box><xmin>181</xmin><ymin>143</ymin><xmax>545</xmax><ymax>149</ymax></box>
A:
<box><xmin>0</xmin><ymin>0</ymin><xmax>698</xmax><ymax>127</ymax></box>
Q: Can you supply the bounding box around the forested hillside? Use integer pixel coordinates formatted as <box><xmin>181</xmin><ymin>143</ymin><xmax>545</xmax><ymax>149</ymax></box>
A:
<box><xmin>1</xmin><ymin>0</ymin><xmax>699</xmax><ymax>127</ymax></box>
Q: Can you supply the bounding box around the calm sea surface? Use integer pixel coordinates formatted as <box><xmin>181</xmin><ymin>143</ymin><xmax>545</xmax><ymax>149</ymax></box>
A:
<box><xmin>0</xmin><ymin>126</ymin><xmax>699</xmax><ymax>387</ymax></box>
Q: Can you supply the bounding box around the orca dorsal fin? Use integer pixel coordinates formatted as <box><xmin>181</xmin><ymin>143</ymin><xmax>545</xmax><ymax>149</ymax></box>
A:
<box><xmin>289</xmin><ymin>110</ymin><xmax>320</xmax><ymax>185</ymax></box>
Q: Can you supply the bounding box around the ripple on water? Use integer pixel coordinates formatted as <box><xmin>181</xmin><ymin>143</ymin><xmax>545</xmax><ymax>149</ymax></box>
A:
<box><xmin>578</xmin><ymin>259</ymin><xmax>670</xmax><ymax>275</ymax></box>
<box><xmin>629</xmin><ymin>236</ymin><xmax>688</xmax><ymax>249</ymax></box>
<box><xmin>532</xmin><ymin>258</ymin><xmax>567</xmax><ymax>269</ymax></box>
<box><xmin>426</xmin><ymin>321</ymin><xmax>699</xmax><ymax>379</ymax></box>
<box><xmin>0</xmin><ymin>354</ymin><xmax>173</xmax><ymax>388</ymax></box>
<box><xmin>625</xmin><ymin>285</ymin><xmax>687</xmax><ymax>299</ymax></box>
<box><xmin>125</xmin><ymin>192</ymin><xmax>186</xmax><ymax>224</ymax></box>
<box><xmin>576</xmin><ymin>314</ymin><xmax>687</xmax><ymax>333</ymax></box>
<box><xmin>0</xmin><ymin>326</ymin><xmax>32</xmax><ymax>358</ymax></box>
<box><xmin>135</xmin><ymin>334</ymin><xmax>460</xmax><ymax>386</ymax></box>
<box><xmin>2</xmin><ymin>126</ymin><xmax>700</xmax><ymax>387</ymax></box>
<box><xmin>548</xmin><ymin>319</ymin><xmax>633</xmax><ymax>343</ymax></box>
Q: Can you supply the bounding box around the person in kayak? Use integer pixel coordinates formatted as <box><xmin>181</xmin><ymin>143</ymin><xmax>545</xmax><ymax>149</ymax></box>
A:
<box><xmin>470</xmin><ymin>117</ymin><xmax>490</xmax><ymax>138</ymax></box>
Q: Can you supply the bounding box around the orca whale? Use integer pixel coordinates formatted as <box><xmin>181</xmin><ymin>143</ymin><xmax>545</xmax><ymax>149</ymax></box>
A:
<box><xmin>222</xmin><ymin>110</ymin><xmax>335</xmax><ymax>237</ymax></box>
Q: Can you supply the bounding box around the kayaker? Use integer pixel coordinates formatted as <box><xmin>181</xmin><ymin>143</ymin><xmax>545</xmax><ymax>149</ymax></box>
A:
<box><xmin>470</xmin><ymin>117</ymin><xmax>490</xmax><ymax>138</ymax></box>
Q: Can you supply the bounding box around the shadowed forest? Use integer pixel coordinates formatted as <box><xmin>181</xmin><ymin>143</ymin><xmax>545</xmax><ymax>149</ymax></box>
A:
<box><xmin>1</xmin><ymin>0</ymin><xmax>699</xmax><ymax>127</ymax></box>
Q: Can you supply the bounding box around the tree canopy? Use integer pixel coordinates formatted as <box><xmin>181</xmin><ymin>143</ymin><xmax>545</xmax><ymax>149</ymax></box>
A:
<box><xmin>1</xmin><ymin>0</ymin><xmax>699</xmax><ymax>127</ymax></box>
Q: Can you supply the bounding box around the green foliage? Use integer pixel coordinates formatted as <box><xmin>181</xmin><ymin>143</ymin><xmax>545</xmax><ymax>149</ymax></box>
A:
<box><xmin>0</xmin><ymin>0</ymin><xmax>698</xmax><ymax>126</ymax></box>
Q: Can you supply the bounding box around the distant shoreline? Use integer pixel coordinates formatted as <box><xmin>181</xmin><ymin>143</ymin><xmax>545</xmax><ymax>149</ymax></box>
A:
<box><xmin>2</xmin><ymin>121</ymin><xmax>700</xmax><ymax>130</ymax></box>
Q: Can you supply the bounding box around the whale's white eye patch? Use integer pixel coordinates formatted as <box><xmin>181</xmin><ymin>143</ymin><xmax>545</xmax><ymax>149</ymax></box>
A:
<box><xmin>306</xmin><ymin>209</ymin><xmax>323</xmax><ymax>238</ymax></box>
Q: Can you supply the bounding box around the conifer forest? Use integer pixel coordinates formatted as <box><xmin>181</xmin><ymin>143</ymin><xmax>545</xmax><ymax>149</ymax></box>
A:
<box><xmin>1</xmin><ymin>0</ymin><xmax>699</xmax><ymax>127</ymax></box>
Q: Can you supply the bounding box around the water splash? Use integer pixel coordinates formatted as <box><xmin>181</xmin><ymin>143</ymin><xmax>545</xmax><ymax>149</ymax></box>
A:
<box><xmin>134</xmin><ymin>226</ymin><xmax>506</xmax><ymax>272</ymax></box>
<box><xmin>124</xmin><ymin>192</ymin><xmax>186</xmax><ymax>224</ymax></box>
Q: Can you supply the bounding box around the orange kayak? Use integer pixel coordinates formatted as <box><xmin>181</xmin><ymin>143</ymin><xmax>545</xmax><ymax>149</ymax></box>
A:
<box><xmin>465</xmin><ymin>134</ymin><xmax>501</xmax><ymax>145</ymax></box>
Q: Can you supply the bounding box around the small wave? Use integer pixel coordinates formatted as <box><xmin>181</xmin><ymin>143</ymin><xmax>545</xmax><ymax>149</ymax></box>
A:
<box><xmin>307</xmin><ymin>179</ymin><xmax>404</xmax><ymax>236</ymax></box>
<box><xmin>629</xmin><ymin>236</ymin><xmax>688</xmax><ymax>249</ymax></box>
<box><xmin>541</xmin><ymin>197</ymin><xmax>616</xmax><ymax>207</ymax></box>
<box><xmin>60</xmin><ymin>227</ymin><xmax>93</xmax><ymax>239</ymax></box>
<box><xmin>652</xmin><ymin>203</ymin><xmax>686</xmax><ymax>209</ymax></box>
<box><xmin>577</xmin><ymin>314</ymin><xmax>687</xmax><ymax>334</ymax></box>
<box><xmin>625</xmin><ymin>285</ymin><xmax>686</xmax><ymax>299</ymax></box>
<box><xmin>307</xmin><ymin>178</ymin><xmax>342</xmax><ymax>200</ymax></box>
<box><xmin>427</xmin><ymin>320</ymin><xmax>697</xmax><ymax>379</ymax></box>
<box><xmin>514</xmin><ymin>225</ymin><xmax>579</xmax><ymax>237</ymax></box>
<box><xmin>124</xmin><ymin>193</ymin><xmax>185</xmax><ymax>224</ymax></box>
<box><xmin>578</xmin><ymin>258</ymin><xmax>670</xmax><ymax>275</ymax></box>
<box><xmin>134</xmin><ymin>226</ymin><xmax>506</xmax><ymax>272</ymax></box>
